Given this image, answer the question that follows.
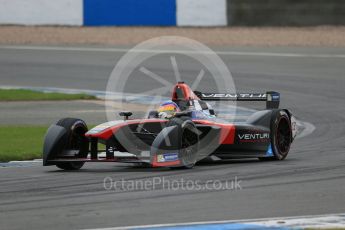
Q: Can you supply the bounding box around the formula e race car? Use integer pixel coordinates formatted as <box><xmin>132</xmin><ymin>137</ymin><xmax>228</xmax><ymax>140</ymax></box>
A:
<box><xmin>43</xmin><ymin>82</ymin><xmax>297</xmax><ymax>170</ymax></box>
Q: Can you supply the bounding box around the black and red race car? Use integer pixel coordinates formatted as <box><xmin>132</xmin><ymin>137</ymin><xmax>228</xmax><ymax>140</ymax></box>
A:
<box><xmin>43</xmin><ymin>82</ymin><xmax>297</xmax><ymax>170</ymax></box>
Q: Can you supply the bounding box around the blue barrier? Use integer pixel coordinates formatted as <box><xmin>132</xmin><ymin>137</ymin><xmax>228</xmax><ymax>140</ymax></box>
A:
<box><xmin>84</xmin><ymin>0</ymin><xmax>176</xmax><ymax>26</ymax></box>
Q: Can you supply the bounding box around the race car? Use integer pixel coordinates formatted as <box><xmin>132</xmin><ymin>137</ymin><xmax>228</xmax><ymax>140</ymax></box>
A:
<box><xmin>43</xmin><ymin>82</ymin><xmax>297</xmax><ymax>170</ymax></box>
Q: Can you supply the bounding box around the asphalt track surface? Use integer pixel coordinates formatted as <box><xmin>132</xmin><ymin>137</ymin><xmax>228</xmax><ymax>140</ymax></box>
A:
<box><xmin>0</xmin><ymin>45</ymin><xmax>345</xmax><ymax>230</ymax></box>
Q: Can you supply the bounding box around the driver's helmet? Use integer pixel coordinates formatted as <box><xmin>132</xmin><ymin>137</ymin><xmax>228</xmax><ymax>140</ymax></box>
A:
<box><xmin>157</xmin><ymin>101</ymin><xmax>180</xmax><ymax>119</ymax></box>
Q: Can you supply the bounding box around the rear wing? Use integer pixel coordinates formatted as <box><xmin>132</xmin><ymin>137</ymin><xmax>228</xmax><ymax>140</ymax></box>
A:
<box><xmin>194</xmin><ymin>91</ymin><xmax>280</xmax><ymax>109</ymax></box>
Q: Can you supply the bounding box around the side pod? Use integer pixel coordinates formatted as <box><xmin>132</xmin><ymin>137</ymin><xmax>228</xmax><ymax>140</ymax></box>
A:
<box><xmin>43</xmin><ymin>125</ymin><xmax>67</xmax><ymax>166</ymax></box>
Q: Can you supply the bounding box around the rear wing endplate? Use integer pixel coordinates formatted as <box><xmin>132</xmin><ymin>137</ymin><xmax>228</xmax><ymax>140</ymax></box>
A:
<box><xmin>194</xmin><ymin>91</ymin><xmax>280</xmax><ymax>109</ymax></box>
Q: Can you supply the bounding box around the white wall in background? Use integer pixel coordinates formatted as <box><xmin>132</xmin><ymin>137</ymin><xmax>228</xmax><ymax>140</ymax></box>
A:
<box><xmin>0</xmin><ymin>0</ymin><xmax>83</xmax><ymax>25</ymax></box>
<box><xmin>177</xmin><ymin>0</ymin><xmax>227</xmax><ymax>26</ymax></box>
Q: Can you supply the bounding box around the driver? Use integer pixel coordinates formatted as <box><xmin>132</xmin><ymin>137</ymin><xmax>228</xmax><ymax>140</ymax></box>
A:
<box><xmin>157</xmin><ymin>101</ymin><xmax>180</xmax><ymax>119</ymax></box>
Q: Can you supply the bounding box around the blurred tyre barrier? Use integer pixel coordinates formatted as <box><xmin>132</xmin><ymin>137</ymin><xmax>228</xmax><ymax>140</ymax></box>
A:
<box><xmin>0</xmin><ymin>0</ymin><xmax>344</xmax><ymax>26</ymax></box>
<box><xmin>227</xmin><ymin>0</ymin><xmax>345</xmax><ymax>26</ymax></box>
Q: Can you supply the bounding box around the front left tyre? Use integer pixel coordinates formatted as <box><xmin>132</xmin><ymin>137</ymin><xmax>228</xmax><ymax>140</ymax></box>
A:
<box><xmin>55</xmin><ymin>118</ymin><xmax>89</xmax><ymax>170</ymax></box>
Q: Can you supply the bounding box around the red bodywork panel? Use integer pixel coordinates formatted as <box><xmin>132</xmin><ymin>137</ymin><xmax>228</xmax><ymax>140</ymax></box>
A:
<box><xmin>193</xmin><ymin>120</ymin><xmax>235</xmax><ymax>145</ymax></box>
<box><xmin>86</xmin><ymin>118</ymin><xmax>235</xmax><ymax>145</ymax></box>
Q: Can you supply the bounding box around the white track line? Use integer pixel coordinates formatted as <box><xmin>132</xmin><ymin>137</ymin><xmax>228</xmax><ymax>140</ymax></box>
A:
<box><xmin>1</xmin><ymin>45</ymin><xmax>345</xmax><ymax>58</ymax></box>
<box><xmin>83</xmin><ymin>213</ymin><xmax>345</xmax><ymax>230</ymax></box>
<box><xmin>295</xmin><ymin>121</ymin><xmax>316</xmax><ymax>139</ymax></box>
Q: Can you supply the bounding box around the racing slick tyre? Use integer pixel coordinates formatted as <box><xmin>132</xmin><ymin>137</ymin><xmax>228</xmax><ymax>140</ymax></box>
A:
<box><xmin>259</xmin><ymin>110</ymin><xmax>292</xmax><ymax>161</ymax></box>
<box><xmin>55</xmin><ymin>118</ymin><xmax>89</xmax><ymax>170</ymax></box>
<box><xmin>166</xmin><ymin>117</ymin><xmax>199</xmax><ymax>169</ymax></box>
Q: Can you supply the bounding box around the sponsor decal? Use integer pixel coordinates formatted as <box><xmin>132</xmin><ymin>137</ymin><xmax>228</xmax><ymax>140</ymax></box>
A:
<box><xmin>237</xmin><ymin>131</ymin><xmax>270</xmax><ymax>143</ymax></box>
<box><xmin>202</xmin><ymin>93</ymin><xmax>267</xmax><ymax>99</ymax></box>
<box><xmin>267</xmin><ymin>94</ymin><xmax>280</xmax><ymax>102</ymax></box>
<box><xmin>107</xmin><ymin>146</ymin><xmax>115</xmax><ymax>154</ymax></box>
<box><xmin>157</xmin><ymin>153</ymin><xmax>179</xmax><ymax>162</ymax></box>
<box><xmin>272</xmin><ymin>95</ymin><xmax>280</xmax><ymax>100</ymax></box>
<box><xmin>157</xmin><ymin>155</ymin><xmax>165</xmax><ymax>162</ymax></box>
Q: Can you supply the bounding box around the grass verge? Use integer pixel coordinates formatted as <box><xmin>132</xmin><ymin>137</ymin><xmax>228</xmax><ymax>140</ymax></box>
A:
<box><xmin>0</xmin><ymin>125</ymin><xmax>99</xmax><ymax>162</ymax></box>
<box><xmin>0</xmin><ymin>89</ymin><xmax>97</xmax><ymax>101</ymax></box>
<box><xmin>0</xmin><ymin>125</ymin><xmax>48</xmax><ymax>162</ymax></box>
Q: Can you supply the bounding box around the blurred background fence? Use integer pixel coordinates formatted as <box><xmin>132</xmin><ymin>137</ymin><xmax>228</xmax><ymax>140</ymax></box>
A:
<box><xmin>228</xmin><ymin>0</ymin><xmax>345</xmax><ymax>26</ymax></box>
<box><xmin>0</xmin><ymin>0</ymin><xmax>344</xmax><ymax>26</ymax></box>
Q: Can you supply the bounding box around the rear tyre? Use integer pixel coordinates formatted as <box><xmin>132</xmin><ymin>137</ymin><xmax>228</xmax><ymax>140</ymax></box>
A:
<box><xmin>55</xmin><ymin>118</ymin><xmax>89</xmax><ymax>170</ymax></box>
<box><xmin>259</xmin><ymin>110</ymin><xmax>292</xmax><ymax>161</ymax></box>
<box><xmin>166</xmin><ymin>117</ymin><xmax>199</xmax><ymax>169</ymax></box>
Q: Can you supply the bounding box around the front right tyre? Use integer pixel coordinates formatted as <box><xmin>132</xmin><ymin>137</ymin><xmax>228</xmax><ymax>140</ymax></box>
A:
<box><xmin>166</xmin><ymin>117</ymin><xmax>199</xmax><ymax>169</ymax></box>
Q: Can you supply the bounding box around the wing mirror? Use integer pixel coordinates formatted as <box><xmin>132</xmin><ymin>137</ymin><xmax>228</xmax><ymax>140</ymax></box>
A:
<box><xmin>119</xmin><ymin>111</ymin><xmax>133</xmax><ymax>121</ymax></box>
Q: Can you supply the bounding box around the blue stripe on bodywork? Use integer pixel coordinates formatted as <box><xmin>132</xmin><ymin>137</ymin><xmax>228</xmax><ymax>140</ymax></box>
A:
<box><xmin>266</xmin><ymin>144</ymin><xmax>274</xmax><ymax>157</ymax></box>
<box><xmin>84</xmin><ymin>0</ymin><xmax>176</xmax><ymax>26</ymax></box>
